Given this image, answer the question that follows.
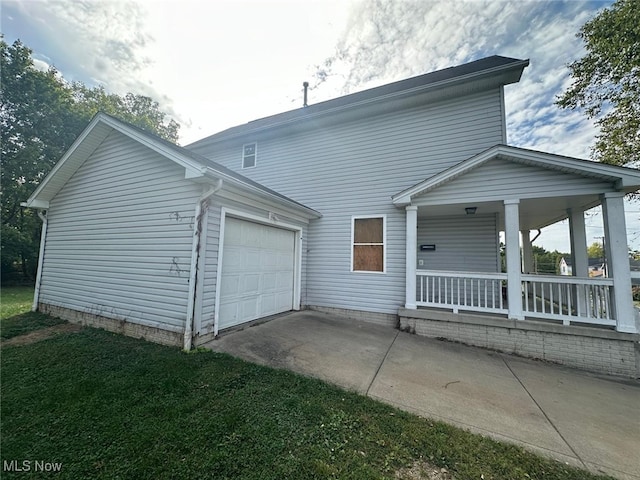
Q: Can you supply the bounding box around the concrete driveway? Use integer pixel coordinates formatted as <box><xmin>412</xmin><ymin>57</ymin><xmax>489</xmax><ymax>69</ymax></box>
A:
<box><xmin>204</xmin><ymin>310</ymin><xmax>640</xmax><ymax>480</ymax></box>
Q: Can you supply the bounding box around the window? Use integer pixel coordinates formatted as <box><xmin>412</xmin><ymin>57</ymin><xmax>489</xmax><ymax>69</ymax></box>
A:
<box><xmin>351</xmin><ymin>216</ymin><xmax>385</xmax><ymax>272</ymax></box>
<box><xmin>242</xmin><ymin>143</ymin><xmax>256</xmax><ymax>168</ymax></box>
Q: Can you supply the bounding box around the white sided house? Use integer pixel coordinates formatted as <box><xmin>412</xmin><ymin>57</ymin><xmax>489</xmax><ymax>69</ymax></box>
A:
<box><xmin>25</xmin><ymin>56</ymin><xmax>640</xmax><ymax>377</ymax></box>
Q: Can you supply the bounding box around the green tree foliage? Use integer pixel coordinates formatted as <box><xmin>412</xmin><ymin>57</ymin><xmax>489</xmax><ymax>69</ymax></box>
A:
<box><xmin>556</xmin><ymin>0</ymin><xmax>640</xmax><ymax>167</ymax></box>
<box><xmin>531</xmin><ymin>246</ymin><xmax>568</xmax><ymax>275</ymax></box>
<box><xmin>587</xmin><ymin>241</ymin><xmax>605</xmax><ymax>259</ymax></box>
<box><xmin>1</xmin><ymin>39</ymin><xmax>179</xmax><ymax>282</ymax></box>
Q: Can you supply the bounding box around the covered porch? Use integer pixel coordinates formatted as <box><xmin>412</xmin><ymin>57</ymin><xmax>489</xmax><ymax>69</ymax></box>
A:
<box><xmin>394</xmin><ymin>145</ymin><xmax>640</xmax><ymax>335</ymax></box>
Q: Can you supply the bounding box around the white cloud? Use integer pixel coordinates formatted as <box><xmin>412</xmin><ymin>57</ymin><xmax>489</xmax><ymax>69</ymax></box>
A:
<box><xmin>5</xmin><ymin>0</ymin><xmax>635</xmax><ymax>250</ymax></box>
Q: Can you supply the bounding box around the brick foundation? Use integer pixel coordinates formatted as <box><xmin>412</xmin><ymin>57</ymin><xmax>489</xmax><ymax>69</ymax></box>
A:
<box><xmin>399</xmin><ymin>308</ymin><xmax>640</xmax><ymax>378</ymax></box>
<box><xmin>39</xmin><ymin>303</ymin><xmax>183</xmax><ymax>347</ymax></box>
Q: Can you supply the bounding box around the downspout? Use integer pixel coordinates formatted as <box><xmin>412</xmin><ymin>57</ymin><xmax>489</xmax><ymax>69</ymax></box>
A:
<box><xmin>184</xmin><ymin>179</ymin><xmax>223</xmax><ymax>351</ymax></box>
<box><xmin>531</xmin><ymin>229</ymin><xmax>542</xmax><ymax>243</ymax></box>
<box><xmin>32</xmin><ymin>210</ymin><xmax>48</xmax><ymax>312</ymax></box>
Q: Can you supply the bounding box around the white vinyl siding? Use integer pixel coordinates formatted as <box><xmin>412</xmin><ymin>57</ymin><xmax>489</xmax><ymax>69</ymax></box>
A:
<box><xmin>39</xmin><ymin>131</ymin><xmax>202</xmax><ymax>332</ymax></box>
<box><xmin>189</xmin><ymin>89</ymin><xmax>505</xmax><ymax>315</ymax></box>
<box><xmin>417</xmin><ymin>215</ymin><xmax>499</xmax><ymax>273</ymax></box>
<box><xmin>414</xmin><ymin>158</ymin><xmax>617</xmax><ymax>206</ymax></box>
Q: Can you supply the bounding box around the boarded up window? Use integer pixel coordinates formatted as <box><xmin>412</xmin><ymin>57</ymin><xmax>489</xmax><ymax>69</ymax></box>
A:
<box><xmin>353</xmin><ymin>217</ymin><xmax>384</xmax><ymax>272</ymax></box>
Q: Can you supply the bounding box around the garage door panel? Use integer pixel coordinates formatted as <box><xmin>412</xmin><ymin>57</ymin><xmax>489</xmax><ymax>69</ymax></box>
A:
<box><xmin>219</xmin><ymin>302</ymin><xmax>238</xmax><ymax>325</ymax></box>
<box><xmin>219</xmin><ymin>217</ymin><xmax>296</xmax><ymax>330</ymax></box>
<box><xmin>220</xmin><ymin>275</ymin><xmax>240</xmax><ymax>296</ymax></box>
<box><xmin>261</xmin><ymin>294</ymin><xmax>276</xmax><ymax>314</ymax></box>
<box><xmin>276</xmin><ymin>271</ymin><xmax>293</xmax><ymax>289</ymax></box>
<box><xmin>241</xmin><ymin>273</ymin><xmax>261</xmax><ymax>295</ymax></box>
<box><xmin>262</xmin><ymin>272</ymin><xmax>277</xmax><ymax>292</ymax></box>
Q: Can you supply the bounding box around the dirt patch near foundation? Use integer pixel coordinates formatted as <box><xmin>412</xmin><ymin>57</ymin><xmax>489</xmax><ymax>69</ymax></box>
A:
<box><xmin>1</xmin><ymin>323</ymin><xmax>83</xmax><ymax>347</ymax></box>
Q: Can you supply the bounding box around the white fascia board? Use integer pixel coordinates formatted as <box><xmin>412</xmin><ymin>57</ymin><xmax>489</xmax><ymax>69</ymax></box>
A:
<box><xmin>392</xmin><ymin>144</ymin><xmax>640</xmax><ymax>206</ymax></box>
<box><xmin>21</xmin><ymin>200</ymin><xmax>50</xmax><ymax>209</ymax></box>
<box><xmin>24</xmin><ymin>114</ymin><xmax>107</xmax><ymax>207</ymax></box>
<box><xmin>25</xmin><ymin>113</ymin><xmax>208</xmax><ymax>207</ymax></box>
<box><xmin>100</xmin><ymin>115</ymin><xmax>205</xmax><ymax>176</ymax></box>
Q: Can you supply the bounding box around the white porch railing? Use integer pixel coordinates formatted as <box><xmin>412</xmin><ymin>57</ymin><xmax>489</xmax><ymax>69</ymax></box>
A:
<box><xmin>521</xmin><ymin>274</ymin><xmax>615</xmax><ymax>326</ymax></box>
<box><xmin>416</xmin><ymin>270</ymin><xmax>507</xmax><ymax>314</ymax></box>
<box><xmin>416</xmin><ymin>270</ymin><xmax>616</xmax><ymax>327</ymax></box>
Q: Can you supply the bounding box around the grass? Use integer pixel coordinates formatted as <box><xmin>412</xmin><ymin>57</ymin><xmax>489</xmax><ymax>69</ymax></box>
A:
<box><xmin>1</xmin><ymin>286</ymin><xmax>65</xmax><ymax>339</ymax></box>
<box><xmin>1</xmin><ymin>291</ymin><xmax>614</xmax><ymax>479</ymax></box>
<box><xmin>1</xmin><ymin>286</ymin><xmax>35</xmax><ymax>318</ymax></box>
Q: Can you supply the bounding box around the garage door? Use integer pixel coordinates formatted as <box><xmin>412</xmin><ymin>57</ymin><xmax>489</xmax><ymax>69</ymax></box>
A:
<box><xmin>218</xmin><ymin>217</ymin><xmax>295</xmax><ymax>330</ymax></box>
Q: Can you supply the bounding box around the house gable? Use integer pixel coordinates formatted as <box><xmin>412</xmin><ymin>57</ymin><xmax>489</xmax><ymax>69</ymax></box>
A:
<box><xmin>394</xmin><ymin>145</ymin><xmax>640</xmax><ymax>206</ymax></box>
<box><xmin>24</xmin><ymin>114</ymin><xmax>205</xmax><ymax>209</ymax></box>
<box><xmin>39</xmin><ymin>129</ymin><xmax>203</xmax><ymax>332</ymax></box>
<box><xmin>411</xmin><ymin>157</ymin><xmax>618</xmax><ymax>206</ymax></box>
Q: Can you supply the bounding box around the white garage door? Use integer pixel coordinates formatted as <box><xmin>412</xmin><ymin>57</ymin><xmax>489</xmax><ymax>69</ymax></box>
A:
<box><xmin>218</xmin><ymin>217</ymin><xmax>296</xmax><ymax>330</ymax></box>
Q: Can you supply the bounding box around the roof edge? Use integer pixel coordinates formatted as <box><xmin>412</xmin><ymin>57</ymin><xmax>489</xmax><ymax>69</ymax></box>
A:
<box><xmin>188</xmin><ymin>56</ymin><xmax>530</xmax><ymax>148</ymax></box>
<box><xmin>392</xmin><ymin>144</ymin><xmax>640</xmax><ymax>205</ymax></box>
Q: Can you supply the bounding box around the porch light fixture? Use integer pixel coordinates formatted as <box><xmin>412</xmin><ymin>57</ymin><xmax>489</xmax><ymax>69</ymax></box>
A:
<box><xmin>465</xmin><ymin>206</ymin><xmax>477</xmax><ymax>215</ymax></box>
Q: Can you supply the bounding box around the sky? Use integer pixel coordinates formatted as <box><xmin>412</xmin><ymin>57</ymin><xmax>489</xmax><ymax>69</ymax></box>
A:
<box><xmin>2</xmin><ymin>0</ymin><xmax>638</xmax><ymax>253</ymax></box>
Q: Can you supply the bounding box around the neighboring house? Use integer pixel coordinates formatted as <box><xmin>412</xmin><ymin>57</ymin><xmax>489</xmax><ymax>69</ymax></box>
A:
<box><xmin>559</xmin><ymin>257</ymin><xmax>571</xmax><ymax>276</ymax></box>
<box><xmin>24</xmin><ymin>56</ymin><xmax>640</xmax><ymax>377</ymax></box>
<box><xmin>559</xmin><ymin>257</ymin><xmax>606</xmax><ymax>277</ymax></box>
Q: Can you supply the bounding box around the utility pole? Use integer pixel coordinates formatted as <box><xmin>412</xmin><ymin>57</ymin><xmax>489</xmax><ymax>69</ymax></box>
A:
<box><xmin>594</xmin><ymin>236</ymin><xmax>606</xmax><ymax>277</ymax></box>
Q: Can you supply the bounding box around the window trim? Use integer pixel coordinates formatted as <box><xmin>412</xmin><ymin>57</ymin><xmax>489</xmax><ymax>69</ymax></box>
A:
<box><xmin>350</xmin><ymin>215</ymin><xmax>386</xmax><ymax>274</ymax></box>
<box><xmin>242</xmin><ymin>142</ymin><xmax>257</xmax><ymax>169</ymax></box>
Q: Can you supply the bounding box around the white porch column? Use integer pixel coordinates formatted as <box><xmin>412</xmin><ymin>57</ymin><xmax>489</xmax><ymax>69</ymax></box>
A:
<box><xmin>521</xmin><ymin>230</ymin><xmax>534</xmax><ymax>274</ymax></box>
<box><xmin>504</xmin><ymin>199</ymin><xmax>523</xmax><ymax>320</ymax></box>
<box><xmin>601</xmin><ymin>193</ymin><xmax>636</xmax><ymax>333</ymax></box>
<box><xmin>568</xmin><ymin>208</ymin><xmax>589</xmax><ymax>278</ymax></box>
<box><xmin>405</xmin><ymin>205</ymin><xmax>418</xmax><ymax>309</ymax></box>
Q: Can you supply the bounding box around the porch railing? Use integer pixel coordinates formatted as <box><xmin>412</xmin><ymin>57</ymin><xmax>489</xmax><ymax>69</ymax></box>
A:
<box><xmin>521</xmin><ymin>274</ymin><xmax>615</xmax><ymax>326</ymax></box>
<box><xmin>416</xmin><ymin>270</ymin><xmax>616</xmax><ymax>327</ymax></box>
<box><xmin>416</xmin><ymin>270</ymin><xmax>507</xmax><ymax>314</ymax></box>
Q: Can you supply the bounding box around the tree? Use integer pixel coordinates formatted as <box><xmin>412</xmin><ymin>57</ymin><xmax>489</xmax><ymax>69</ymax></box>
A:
<box><xmin>531</xmin><ymin>246</ymin><xmax>568</xmax><ymax>275</ymax></box>
<box><xmin>1</xmin><ymin>39</ymin><xmax>180</xmax><ymax>282</ymax></box>
<box><xmin>556</xmin><ymin>0</ymin><xmax>640</xmax><ymax>167</ymax></box>
<box><xmin>587</xmin><ymin>241</ymin><xmax>605</xmax><ymax>260</ymax></box>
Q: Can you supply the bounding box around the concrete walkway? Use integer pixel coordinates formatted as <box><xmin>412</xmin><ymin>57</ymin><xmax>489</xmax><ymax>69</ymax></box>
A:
<box><xmin>204</xmin><ymin>310</ymin><xmax>640</xmax><ymax>480</ymax></box>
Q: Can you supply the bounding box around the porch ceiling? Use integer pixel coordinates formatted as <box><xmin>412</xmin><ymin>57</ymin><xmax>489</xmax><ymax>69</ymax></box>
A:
<box><xmin>417</xmin><ymin>193</ymin><xmax>601</xmax><ymax>230</ymax></box>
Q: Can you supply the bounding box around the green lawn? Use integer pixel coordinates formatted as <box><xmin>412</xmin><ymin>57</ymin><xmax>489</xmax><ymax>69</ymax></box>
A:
<box><xmin>1</xmin><ymin>292</ymin><xmax>613</xmax><ymax>479</ymax></box>
<box><xmin>1</xmin><ymin>286</ymin><xmax>65</xmax><ymax>339</ymax></box>
<box><xmin>1</xmin><ymin>286</ymin><xmax>35</xmax><ymax>319</ymax></box>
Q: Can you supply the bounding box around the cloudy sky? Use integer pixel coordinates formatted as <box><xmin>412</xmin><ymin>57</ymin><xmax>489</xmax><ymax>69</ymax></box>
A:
<box><xmin>2</xmin><ymin>0</ymin><xmax>638</xmax><ymax>252</ymax></box>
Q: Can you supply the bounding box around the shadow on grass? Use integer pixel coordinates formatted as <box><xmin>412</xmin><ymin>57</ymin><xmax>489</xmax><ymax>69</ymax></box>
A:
<box><xmin>1</xmin><ymin>311</ymin><xmax>66</xmax><ymax>340</ymax></box>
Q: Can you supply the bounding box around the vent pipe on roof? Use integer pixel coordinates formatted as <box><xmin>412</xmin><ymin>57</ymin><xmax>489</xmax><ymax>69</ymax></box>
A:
<box><xmin>303</xmin><ymin>82</ymin><xmax>309</xmax><ymax>107</ymax></box>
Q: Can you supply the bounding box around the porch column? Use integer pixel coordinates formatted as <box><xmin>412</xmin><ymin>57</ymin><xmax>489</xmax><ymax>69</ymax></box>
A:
<box><xmin>568</xmin><ymin>208</ymin><xmax>589</xmax><ymax>317</ymax></box>
<box><xmin>504</xmin><ymin>199</ymin><xmax>523</xmax><ymax>320</ymax></box>
<box><xmin>521</xmin><ymin>230</ymin><xmax>534</xmax><ymax>274</ymax></box>
<box><xmin>568</xmin><ymin>208</ymin><xmax>589</xmax><ymax>278</ymax></box>
<box><xmin>405</xmin><ymin>205</ymin><xmax>418</xmax><ymax>309</ymax></box>
<box><xmin>601</xmin><ymin>193</ymin><xmax>636</xmax><ymax>333</ymax></box>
